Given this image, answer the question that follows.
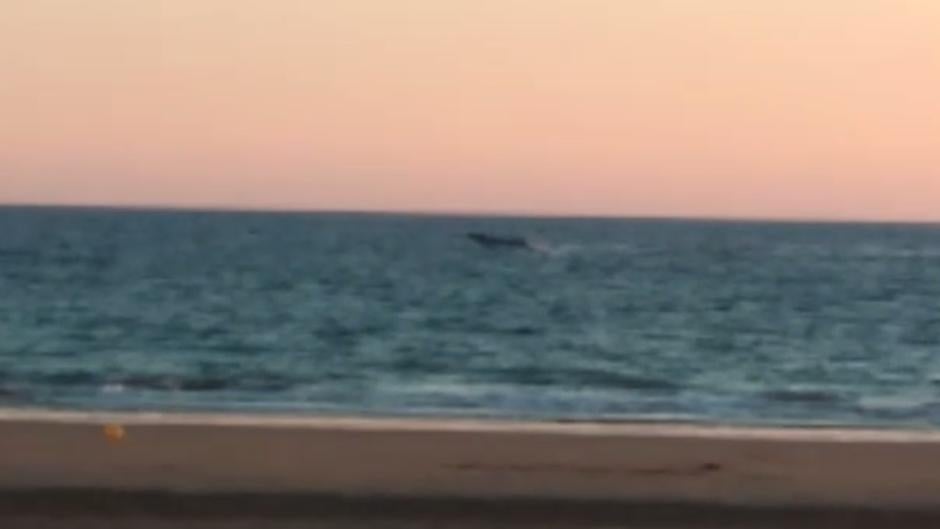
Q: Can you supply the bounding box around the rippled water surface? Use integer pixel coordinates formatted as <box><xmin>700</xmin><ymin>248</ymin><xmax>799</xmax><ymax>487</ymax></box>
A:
<box><xmin>2</xmin><ymin>207</ymin><xmax>940</xmax><ymax>427</ymax></box>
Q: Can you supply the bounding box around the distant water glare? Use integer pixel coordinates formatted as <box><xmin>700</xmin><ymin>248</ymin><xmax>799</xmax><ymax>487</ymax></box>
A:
<box><xmin>1</xmin><ymin>207</ymin><xmax>940</xmax><ymax>428</ymax></box>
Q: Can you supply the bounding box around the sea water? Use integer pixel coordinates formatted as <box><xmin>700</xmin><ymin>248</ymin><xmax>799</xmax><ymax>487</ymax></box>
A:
<box><xmin>1</xmin><ymin>206</ymin><xmax>939</xmax><ymax>428</ymax></box>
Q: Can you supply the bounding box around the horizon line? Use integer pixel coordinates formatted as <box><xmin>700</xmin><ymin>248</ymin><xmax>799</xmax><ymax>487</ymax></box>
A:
<box><xmin>1</xmin><ymin>201</ymin><xmax>939</xmax><ymax>226</ymax></box>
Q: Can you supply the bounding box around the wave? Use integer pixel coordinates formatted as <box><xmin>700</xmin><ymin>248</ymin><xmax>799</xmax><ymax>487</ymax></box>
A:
<box><xmin>480</xmin><ymin>366</ymin><xmax>681</xmax><ymax>392</ymax></box>
<box><xmin>759</xmin><ymin>389</ymin><xmax>844</xmax><ymax>404</ymax></box>
<box><xmin>853</xmin><ymin>396</ymin><xmax>940</xmax><ymax>421</ymax></box>
<box><xmin>40</xmin><ymin>370</ymin><xmax>99</xmax><ymax>386</ymax></box>
<box><xmin>115</xmin><ymin>375</ymin><xmax>230</xmax><ymax>392</ymax></box>
<box><xmin>772</xmin><ymin>243</ymin><xmax>940</xmax><ymax>260</ymax></box>
<box><xmin>528</xmin><ymin>241</ymin><xmax>643</xmax><ymax>258</ymax></box>
<box><xmin>24</xmin><ymin>369</ymin><xmax>294</xmax><ymax>394</ymax></box>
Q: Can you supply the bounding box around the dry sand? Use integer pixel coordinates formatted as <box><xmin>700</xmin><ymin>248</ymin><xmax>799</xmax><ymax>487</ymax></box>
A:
<box><xmin>3</xmin><ymin>409</ymin><xmax>940</xmax><ymax>527</ymax></box>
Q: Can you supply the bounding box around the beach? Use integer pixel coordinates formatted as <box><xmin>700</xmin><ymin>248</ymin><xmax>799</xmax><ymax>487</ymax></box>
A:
<box><xmin>3</xmin><ymin>410</ymin><xmax>940</xmax><ymax>527</ymax></box>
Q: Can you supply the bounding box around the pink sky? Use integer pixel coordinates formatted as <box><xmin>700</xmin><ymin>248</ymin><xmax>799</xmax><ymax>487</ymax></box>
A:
<box><xmin>2</xmin><ymin>1</ymin><xmax>938</xmax><ymax>220</ymax></box>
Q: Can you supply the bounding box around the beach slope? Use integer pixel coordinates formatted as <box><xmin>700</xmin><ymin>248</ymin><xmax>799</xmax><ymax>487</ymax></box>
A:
<box><xmin>3</xmin><ymin>410</ymin><xmax>940</xmax><ymax>527</ymax></box>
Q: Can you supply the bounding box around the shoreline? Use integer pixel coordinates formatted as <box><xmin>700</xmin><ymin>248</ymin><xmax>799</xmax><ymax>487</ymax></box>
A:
<box><xmin>3</xmin><ymin>406</ymin><xmax>940</xmax><ymax>441</ymax></box>
<box><xmin>1</xmin><ymin>406</ymin><xmax>940</xmax><ymax>432</ymax></box>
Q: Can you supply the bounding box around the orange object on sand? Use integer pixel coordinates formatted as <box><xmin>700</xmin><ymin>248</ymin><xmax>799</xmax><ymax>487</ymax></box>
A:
<box><xmin>103</xmin><ymin>424</ymin><xmax>126</xmax><ymax>443</ymax></box>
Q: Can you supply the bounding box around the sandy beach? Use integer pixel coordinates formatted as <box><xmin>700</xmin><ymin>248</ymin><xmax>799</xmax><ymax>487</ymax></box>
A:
<box><xmin>3</xmin><ymin>409</ymin><xmax>940</xmax><ymax>527</ymax></box>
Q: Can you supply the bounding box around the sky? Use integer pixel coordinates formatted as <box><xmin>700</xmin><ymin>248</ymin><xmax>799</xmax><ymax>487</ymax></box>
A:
<box><xmin>1</xmin><ymin>1</ymin><xmax>938</xmax><ymax>221</ymax></box>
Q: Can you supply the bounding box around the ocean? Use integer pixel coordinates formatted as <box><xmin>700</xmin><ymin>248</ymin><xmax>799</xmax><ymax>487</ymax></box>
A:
<box><xmin>1</xmin><ymin>206</ymin><xmax>939</xmax><ymax>428</ymax></box>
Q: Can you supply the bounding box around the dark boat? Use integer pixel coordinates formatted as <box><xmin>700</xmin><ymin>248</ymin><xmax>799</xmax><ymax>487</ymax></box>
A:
<box><xmin>465</xmin><ymin>232</ymin><xmax>532</xmax><ymax>250</ymax></box>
